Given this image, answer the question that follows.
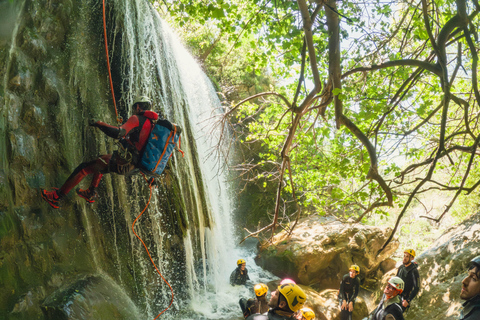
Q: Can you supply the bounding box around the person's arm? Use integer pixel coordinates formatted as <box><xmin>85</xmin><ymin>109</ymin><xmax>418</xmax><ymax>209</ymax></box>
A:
<box><xmin>91</xmin><ymin>116</ymin><xmax>139</xmax><ymax>139</ymax></box>
<box><xmin>230</xmin><ymin>269</ymin><xmax>237</xmax><ymax>285</ymax></box>
<box><xmin>246</xmin><ymin>269</ymin><xmax>250</xmax><ymax>281</ymax></box>
<box><xmin>339</xmin><ymin>277</ymin><xmax>346</xmax><ymax>303</ymax></box>
<box><xmin>407</xmin><ymin>269</ymin><xmax>420</xmax><ymax>302</ymax></box>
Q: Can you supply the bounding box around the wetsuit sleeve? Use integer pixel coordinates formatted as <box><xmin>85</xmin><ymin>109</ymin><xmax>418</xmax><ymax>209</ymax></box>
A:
<box><xmin>246</xmin><ymin>269</ymin><xmax>250</xmax><ymax>281</ymax></box>
<box><xmin>339</xmin><ymin>277</ymin><xmax>345</xmax><ymax>303</ymax></box>
<box><xmin>407</xmin><ymin>268</ymin><xmax>420</xmax><ymax>302</ymax></box>
<box><xmin>350</xmin><ymin>278</ymin><xmax>360</xmax><ymax>303</ymax></box>
<box><xmin>95</xmin><ymin>121</ymin><xmax>124</xmax><ymax>139</ymax></box>
<box><xmin>230</xmin><ymin>269</ymin><xmax>237</xmax><ymax>285</ymax></box>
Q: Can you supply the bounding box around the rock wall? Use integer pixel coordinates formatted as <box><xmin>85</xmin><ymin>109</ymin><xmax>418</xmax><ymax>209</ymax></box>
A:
<box><xmin>0</xmin><ymin>0</ymin><xmax>223</xmax><ymax>319</ymax></box>
<box><xmin>405</xmin><ymin>211</ymin><xmax>480</xmax><ymax>320</ymax></box>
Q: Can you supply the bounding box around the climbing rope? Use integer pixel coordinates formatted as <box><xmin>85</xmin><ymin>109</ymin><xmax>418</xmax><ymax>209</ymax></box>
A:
<box><xmin>132</xmin><ymin>173</ymin><xmax>175</xmax><ymax>319</ymax></box>
<box><xmin>103</xmin><ymin>1</ymin><xmax>174</xmax><ymax>317</ymax></box>
<box><xmin>102</xmin><ymin>0</ymin><xmax>122</xmax><ymax>124</ymax></box>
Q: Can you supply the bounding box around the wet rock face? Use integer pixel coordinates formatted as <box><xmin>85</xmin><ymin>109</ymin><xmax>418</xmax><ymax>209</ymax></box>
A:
<box><xmin>255</xmin><ymin>216</ymin><xmax>399</xmax><ymax>291</ymax></box>
<box><xmin>40</xmin><ymin>275</ymin><xmax>142</xmax><ymax>320</ymax></box>
<box><xmin>1</xmin><ymin>0</ymin><xmax>210</xmax><ymax>319</ymax></box>
<box><xmin>406</xmin><ymin>211</ymin><xmax>480</xmax><ymax>320</ymax></box>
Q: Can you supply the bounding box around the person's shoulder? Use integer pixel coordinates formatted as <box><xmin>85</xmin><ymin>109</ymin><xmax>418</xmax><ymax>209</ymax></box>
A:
<box><xmin>342</xmin><ymin>273</ymin><xmax>349</xmax><ymax>279</ymax></box>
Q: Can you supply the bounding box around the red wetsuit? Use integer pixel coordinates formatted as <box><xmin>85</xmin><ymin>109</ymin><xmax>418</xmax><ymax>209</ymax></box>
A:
<box><xmin>59</xmin><ymin>110</ymin><xmax>158</xmax><ymax>195</ymax></box>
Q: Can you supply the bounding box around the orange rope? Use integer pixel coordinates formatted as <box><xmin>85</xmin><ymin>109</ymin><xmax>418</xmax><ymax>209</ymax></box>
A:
<box><xmin>131</xmin><ymin>175</ymin><xmax>175</xmax><ymax>319</ymax></box>
<box><xmin>102</xmin><ymin>0</ymin><xmax>122</xmax><ymax>124</ymax></box>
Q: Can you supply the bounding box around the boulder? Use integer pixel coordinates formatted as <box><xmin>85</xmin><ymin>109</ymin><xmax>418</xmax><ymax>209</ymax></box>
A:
<box><xmin>39</xmin><ymin>275</ymin><xmax>142</xmax><ymax>320</ymax></box>
<box><xmin>256</xmin><ymin>215</ymin><xmax>399</xmax><ymax>290</ymax></box>
<box><xmin>405</xmin><ymin>211</ymin><xmax>480</xmax><ymax>320</ymax></box>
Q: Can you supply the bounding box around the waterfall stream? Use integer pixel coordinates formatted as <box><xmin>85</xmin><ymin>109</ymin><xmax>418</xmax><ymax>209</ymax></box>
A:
<box><xmin>108</xmin><ymin>1</ymin><xmax>278</xmax><ymax>319</ymax></box>
<box><xmin>0</xmin><ymin>0</ymin><xmax>279</xmax><ymax>318</ymax></box>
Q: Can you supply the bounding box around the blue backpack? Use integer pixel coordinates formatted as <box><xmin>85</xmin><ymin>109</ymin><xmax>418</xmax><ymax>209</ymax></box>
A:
<box><xmin>139</xmin><ymin>120</ymin><xmax>183</xmax><ymax>177</ymax></box>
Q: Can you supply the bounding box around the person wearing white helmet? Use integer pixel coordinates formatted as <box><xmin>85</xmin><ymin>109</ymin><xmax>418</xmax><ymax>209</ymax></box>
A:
<box><xmin>396</xmin><ymin>249</ymin><xmax>420</xmax><ymax>310</ymax></box>
<box><xmin>338</xmin><ymin>265</ymin><xmax>360</xmax><ymax>320</ymax></box>
<box><xmin>246</xmin><ymin>283</ymin><xmax>307</xmax><ymax>320</ymax></box>
<box><xmin>41</xmin><ymin>96</ymin><xmax>180</xmax><ymax>208</ymax></box>
<box><xmin>460</xmin><ymin>255</ymin><xmax>480</xmax><ymax>320</ymax></box>
<box><xmin>230</xmin><ymin>259</ymin><xmax>250</xmax><ymax>286</ymax></box>
<box><xmin>240</xmin><ymin>283</ymin><xmax>269</xmax><ymax>318</ymax></box>
<box><xmin>371</xmin><ymin>277</ymin><xmax>405</xmax><ymax>320</ymax></box>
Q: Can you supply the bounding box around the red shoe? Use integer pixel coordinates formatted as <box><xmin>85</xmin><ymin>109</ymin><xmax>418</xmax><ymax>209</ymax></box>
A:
<box><xmin>76</xmin><ymin>188</ymin><xmax>97</xmax><ymax>203</ymax></box>
<box><xmin>41</xmin><ymin>188</ymin><xmax>63</xmax><ymax>209</ymax></box>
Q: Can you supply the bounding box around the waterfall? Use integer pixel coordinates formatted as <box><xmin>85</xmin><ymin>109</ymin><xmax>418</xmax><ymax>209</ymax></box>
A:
<box><xmin>0</xmin><ymin>0</ymin><xmax>280</xmax><ymax>318</ymax></box>
<box><xmin>108</xmin><ymin>1</ymin><xmax>247</xmax><ymax>318</ymax></box>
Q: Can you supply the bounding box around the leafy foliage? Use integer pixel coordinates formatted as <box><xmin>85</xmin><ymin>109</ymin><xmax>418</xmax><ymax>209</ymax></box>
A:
<box><xmin>158</xmin><ymin>0</ymin><xmax>480</xmax><ymax>247</ymax></box>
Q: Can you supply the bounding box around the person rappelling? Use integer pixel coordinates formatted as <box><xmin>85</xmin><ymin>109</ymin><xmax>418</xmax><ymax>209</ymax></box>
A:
<box><xmin>41</xmin><ymin>96</ymin><xmax>183</xmax><ymax>208</ymax></box>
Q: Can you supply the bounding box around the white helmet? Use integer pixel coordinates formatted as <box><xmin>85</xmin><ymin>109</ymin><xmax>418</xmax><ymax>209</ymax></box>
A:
<box><xmin>388</xmin><ymin>276</ymin><xmax>405</xmax><ymax>293</ymax></box>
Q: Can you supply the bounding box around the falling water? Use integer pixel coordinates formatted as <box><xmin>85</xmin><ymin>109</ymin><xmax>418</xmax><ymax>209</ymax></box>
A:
<box><xmin>107</xmin><ymin>1</ymin><xmax>278</xmax><ymax>319</ymax></box>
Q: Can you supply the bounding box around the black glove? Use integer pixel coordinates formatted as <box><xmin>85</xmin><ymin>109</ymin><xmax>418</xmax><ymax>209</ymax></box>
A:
<box><xmin>88</xmin><ymin>119</ymin><xmax>98</xmax><ymax>127</ymax></box>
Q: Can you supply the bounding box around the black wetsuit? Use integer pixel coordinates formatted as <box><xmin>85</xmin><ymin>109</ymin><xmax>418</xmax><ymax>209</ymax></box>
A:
<box><xmin>371</xmin><ymin>294</ymin><xmax>404</xmax><ymax>320</ymax></box>
<box><xmin>460</xmin><ymin>295</ymin><xmax>480</xmax><ymax>320</ymax></box>
<box><xmin>396</xmin><ymin>262</ymin><xmax>420</xmax><ymax>310</ymax></box>
<box><xmin>245</xmin><ymin>309</ymin><xmax>295</xmax><ymax>320</ymax></box>
<box><xmin>230</xmin><ymin>267</ymin><xmax>250</xmax><ymax>286</ymax></box>
<box><xmin>338</xmin><ymin>273</ymin><xmax>360</xmax><ymax>320</ymax></box>
<box><xmin>240</xmin><ymin>296</ymin><xmax>269</xmax><ymax>318</ymax></box>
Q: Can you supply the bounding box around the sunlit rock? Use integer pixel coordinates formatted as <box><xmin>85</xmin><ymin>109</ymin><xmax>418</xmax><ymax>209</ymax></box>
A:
<box><xmin>406</xmin><ymin>211</ymin><xmax>480</xmax><ymax>320</ymax></box>
<box><xmin>256</xmin><ymin>215</ymin><xmax>399</xmax><ymax>291</ymax></box>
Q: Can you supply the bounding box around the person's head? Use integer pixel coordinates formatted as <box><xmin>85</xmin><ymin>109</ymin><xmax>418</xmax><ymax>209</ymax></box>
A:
<box><xmin>254</xmin><ymin>283</ymin><xmax>268</xmax><ymax>298</ymax></box>
<box><xmin>132</xmin><ymin>96</ymin><xmax>152</xmax><ymax>113</ymax></box>
<box><xmin>349</xmin><ymin>265</ymin><xmax>360</xmax><ymax>278</ymax></box>
<box><xmin>384</xmin><ymin>276</ymin><xmax>404</xmax><ymax>299</ymax></box>
<box><xmin>461</xmin><ymin>255</ymin><xmax>480</xmax><ymax>300</ymax></box>
<box><xmin>280</xmin><ymin>278</ymin><xmax>296</xmax><ymax>285</ymax></box>
<box><xmin>298</xmin><ymin>307</ymin><xmax>315</xmax><ymax>320</ymax></box>
<box><xmin>403</xmin><ymin>249</ymin><xmax>416</xmax><ymax>266</ymax></box>
<box><xmin>268</xmin><ymin>283</ymin><xmax>306</xmax><ymax>314</ymax></box>
<box><xmin>237</xmin><ymin>259</ymin><xmax>246</xmax><ymax>270</ymax></box>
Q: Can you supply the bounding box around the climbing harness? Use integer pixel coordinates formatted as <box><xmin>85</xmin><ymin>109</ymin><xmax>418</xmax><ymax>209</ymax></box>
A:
<box><xmin>102</xmin><ymin>1</ymin><xmax>174</xmax><ymax>318</ymax></box>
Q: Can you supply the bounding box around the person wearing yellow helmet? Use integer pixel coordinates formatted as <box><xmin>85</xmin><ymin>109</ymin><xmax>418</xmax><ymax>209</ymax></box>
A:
<box><xmin>230</xmin><ymin>259</ymin><xmax>250</xmax><ymax>286</ymax></box>
<box><xmin>296</xmin><ymin>307</ymin><xmax>315</xmax><ymax>320</ymax></box>
<box><xmin>371</xmin><ymin>277</ymin><xmax>405</xmax><ymax>320</ymax></box>
<box><xmin>246</xmin><ymin>283</ymin><xmax>306</xmax><ymax>320</ymax></box>
<box><xmin>338</xmin><ymin>265</ymin><xmax>360</xmax><ymax>320</ymax></box>
<box><xmin>396</xmin><ymin>249</ymin><xmax>420</xmax><ymax>310</ymax></box>
<box><xmin>240</xmin><ymin>283</ymin><xmax>269</xmax><ymax>318</ymax></box>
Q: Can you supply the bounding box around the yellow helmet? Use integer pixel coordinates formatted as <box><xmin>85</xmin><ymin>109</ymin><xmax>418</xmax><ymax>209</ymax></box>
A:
<box><xmin>349</xmin><ymin>265</ymin><xmax>360</xmax><ymax>274</ymax></box>
<box><xmin>237</xmin><ymin>259</ymin><xmax>246</xmax><ymax>266</ymax></box>
<box><xmin>254</xmin><ymin>283</ymin><xmax>268</xmax><ymax>297</ymax></box>
<box><xmin>278</xmin><ymin>283</ymin><xmax>306</xmax><ymax>312</ymax></box>
<box><xmin>404</xmin><ymin>249</ymin><xmax>416</xmax><ymax>258</ymax></box>
<box><xmin>300</xmin><ymin>307</ymin><xmax>315</xmax><ymax>320</ymax></box>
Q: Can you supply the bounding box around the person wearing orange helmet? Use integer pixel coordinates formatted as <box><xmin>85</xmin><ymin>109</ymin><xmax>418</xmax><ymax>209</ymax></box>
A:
<box><xmin>396</xmin><ymin>249</ymin><xmax>420</xmax><ymax>310</ymax></box>
<box><xmin>230</xmin><ymin>259</ymin><xmax>250</xmax><ymax>286</ymax></box>
<box><xmin>338</xmin><ymin>265</ymin><xmax>360</xmax><ymax>320</ymax></box>
<box><xmin>371</xmin><ymin>277</ymin><xmax>405</xmax><ymax>320</ymax></box>
<box><xmin>240</xmin><ymin>283</ymin><xmax>269</xmax><ymax>318</ymax></box>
